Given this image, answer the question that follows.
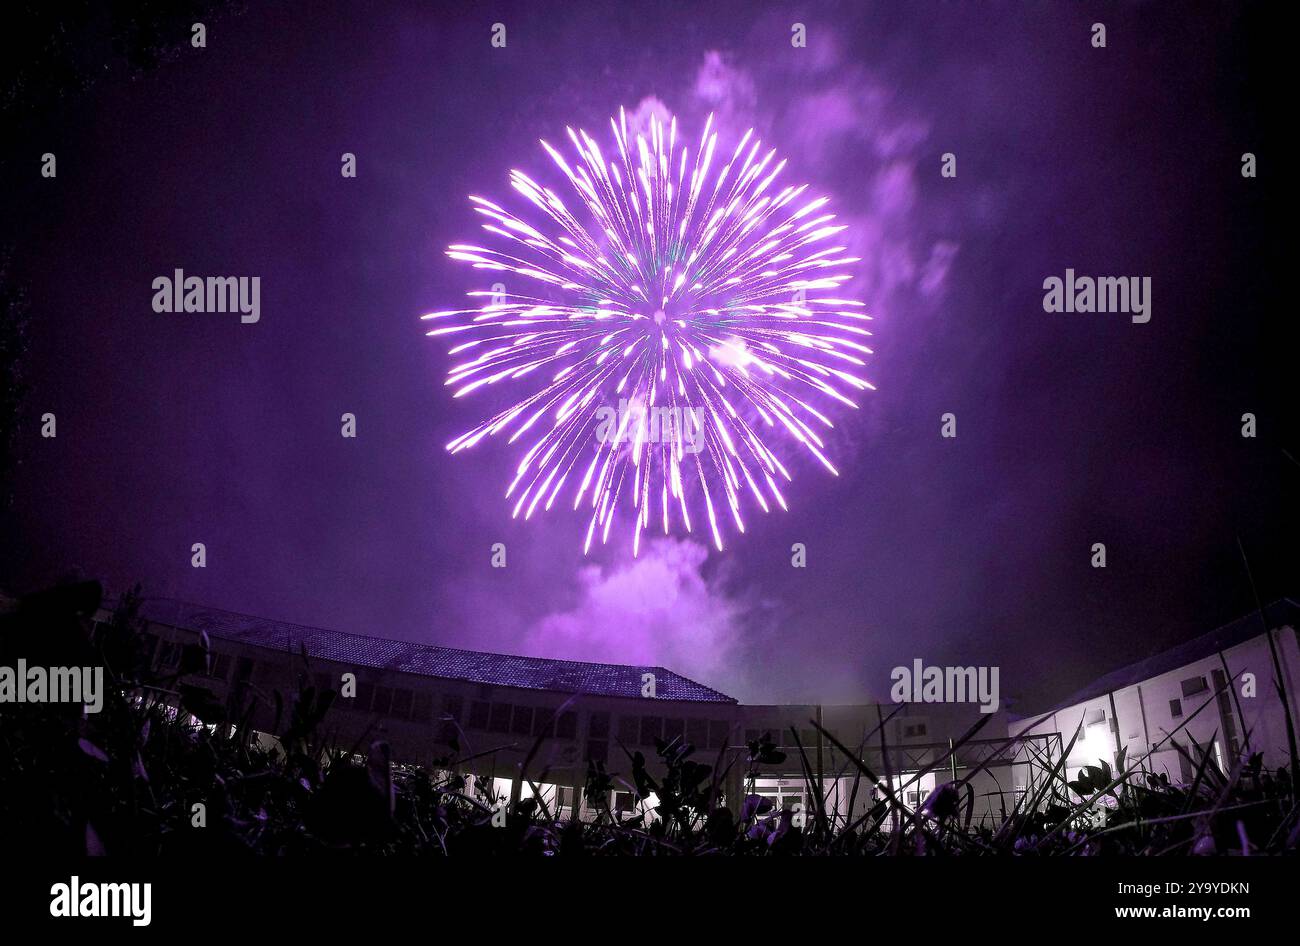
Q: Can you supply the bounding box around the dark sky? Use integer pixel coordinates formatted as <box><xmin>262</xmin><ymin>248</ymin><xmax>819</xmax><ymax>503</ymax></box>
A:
<box><xmin>1</xmin><ymin>1</ymin><xmax>1292</xmax><ymax>709</ymax></box>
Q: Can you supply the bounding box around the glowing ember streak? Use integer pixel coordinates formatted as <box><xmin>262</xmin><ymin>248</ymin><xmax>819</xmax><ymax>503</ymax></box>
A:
<box><xmin>426</xmin><ymin>109</ymin><xmax>875</xmax><ymax>554</ymax></box>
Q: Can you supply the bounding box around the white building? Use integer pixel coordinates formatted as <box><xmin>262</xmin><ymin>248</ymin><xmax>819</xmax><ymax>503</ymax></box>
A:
<box><xmin>1009</xmin><ymin>599</ymin><xmax>1300</xmax><ymax>793</ymax></box>
<box><xmin>97</xmin><ymin>597</ymin><xmax>1025</xmax><ymax>828</ymax></box>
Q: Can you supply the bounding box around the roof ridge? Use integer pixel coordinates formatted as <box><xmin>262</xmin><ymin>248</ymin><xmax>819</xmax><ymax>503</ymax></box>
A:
<box><xmin>128</xmin><ymin>596</ymin><xmax>737</xmax><ymax>703</ymax></box>
<box><xmin>139</xmin><ymin>596</ymin><xmax>681</xmax><ymax>673</ymax></box>
<box><xmin>1036</xmin><ymin>597</ymin><xmax>1299</xmax><ymax>715</ymax></box>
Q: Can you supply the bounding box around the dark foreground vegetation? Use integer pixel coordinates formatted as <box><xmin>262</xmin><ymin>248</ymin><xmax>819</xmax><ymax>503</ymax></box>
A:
<box><xmin>2</xmin><ymin>582</ymin><xmax>1297</xmax><ymax>855</ymax></box>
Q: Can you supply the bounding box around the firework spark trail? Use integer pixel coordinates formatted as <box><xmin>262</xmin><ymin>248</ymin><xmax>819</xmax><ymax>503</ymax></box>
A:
<box><xmin>425</xmin><ymin>108</ymin><xmax>875</xmax><ymax>554</ymax></box>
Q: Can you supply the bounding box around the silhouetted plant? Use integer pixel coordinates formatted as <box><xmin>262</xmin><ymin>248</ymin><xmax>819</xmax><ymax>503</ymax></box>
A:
<box><xmin>2</xmin><ymin>581</ymin><xmax>1297</xmax><ymax>856</ymax></box>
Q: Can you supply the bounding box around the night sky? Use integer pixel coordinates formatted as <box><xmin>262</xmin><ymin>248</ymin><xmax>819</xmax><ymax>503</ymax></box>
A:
<box><xmin>1</xmin><ymin>1</ymin><xmax>1291</xmax><ymax>709</ymax></box>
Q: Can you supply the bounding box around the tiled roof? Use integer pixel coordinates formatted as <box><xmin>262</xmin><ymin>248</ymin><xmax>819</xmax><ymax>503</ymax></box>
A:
<box><xmin>134</xmin><ymin>598</ymin><xmax>737</xmax><ymax>704</ymax></box>
<box><xmin>1041</xmin><ymin>598</ymin><xmax>1300</xmax><ymax>714</ymax></box>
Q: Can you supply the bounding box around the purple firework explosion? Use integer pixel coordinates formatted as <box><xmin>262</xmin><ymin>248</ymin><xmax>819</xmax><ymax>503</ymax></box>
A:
<box><xmin>426</xmin><ymin>108</ymin><xmax>875</xmax><ymax>555</ymax></box>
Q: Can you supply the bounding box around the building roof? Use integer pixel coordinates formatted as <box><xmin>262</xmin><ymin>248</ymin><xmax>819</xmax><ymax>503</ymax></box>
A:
<box><xmin>133</xmin><ymin>598</ymin><xmax>737</xmax><ymax>704</ymax></box>
<box><xmin>1041</xmin><ymin>598</ymin><xmax>1300</xmax><ymax>715</ymax></box>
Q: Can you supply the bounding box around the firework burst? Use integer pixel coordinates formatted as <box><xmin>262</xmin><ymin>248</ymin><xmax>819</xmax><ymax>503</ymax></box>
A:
<box><xmin>425</xmin><ymin>108</ymin><xmax>875</xmax><ymax>555</ymax></box>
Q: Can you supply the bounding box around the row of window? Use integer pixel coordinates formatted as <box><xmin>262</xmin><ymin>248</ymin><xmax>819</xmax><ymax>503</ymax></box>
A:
<box><xmin>465</xmin><ymin>700</ymin><xmax>579</xmax><ymax>740</ymax></box>
<box><xmin>619</xmin><ymin>714</ymin><xmax>731</xmax><ymax>749</ymax></box>
<box><xmin>146</xmin><ymin>635</ymin><xmax>255</xmax><ymax>684</ymax></box>
<box><xmin>143</xmin><ymin>636</ymin><xmax>856</xmax><ymax>761</ymax></box>
<box><xmin>337</xmin><ymin>677</ymin><xmax>441</xmax><ymax>723</ymax></box>
<box><xmin>462</xmin><ymin>704</ymin><xmax>803</xmax><ymax>754</ymax></box>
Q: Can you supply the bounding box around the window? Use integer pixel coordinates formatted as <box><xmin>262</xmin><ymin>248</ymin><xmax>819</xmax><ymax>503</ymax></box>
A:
<box><xmin>372</xmin><ymin>686</ymin><xmax>393</xmax><ymax>716</ymax></box>
<box><xmin>585</xmin><ymin>739</ymin><xmax>608</xmax><ymax>764</ymax></box>
<box><xmin>640</xmin><ymin>716</ymin><xmax>663</xmax><ymax>746</ymax></box>
<box><xmin>468</xmin><ymin>700</ymin><xmax>490</xmax><ymax>731</ymax></box>
<box><xmin>616</xmin><ymin>716</ymin><xmax>638</xmax><ymax>745</ymax></box>
<box><xmin>687</xmin><ymin>718</ymin><xmax>708</xmax><ymax>748</ymax></box>
<box><xmin>1212</xmin><ymin>669</ymin><xmax>1240</xmax><ymax>756</ymax></box>
<box><xmin>588</xmin><ymin>712</ymin><xmax>610</xmax><ymax>739</ymax></box>
<box><xmin>234</xmin><ymin>656</ymin><xmax>255</xmax><ymax>684</ymax></box>
<box><xmin>209</xmin><ymin>653</ymin><xmax>231</xmax><ymax>681</ymax></box>
<box><xmin>532</xmin><ymin>708</ymin><xmax>555</xmax><ymax>738</ymax></box>
<box><xmin>511</xmin><ymin>705</ymin><xmax>534</xmax><ymax>736</ymax></box>
<box><xmin>179</xmin><ymin>643</ymin><xmax>207</xmax><ymax>675</ymax></box>
<box><xmin>1181</xmin><ymin>676</ymin><xmax>1209</xmax><ymax>698</ymax></box>
<box><xmin>1169</xmin><ymin>698</ymin><xmax>1183</xmax><ymax>718</ymax></box>
<box><xmin>664</xmin><ymin>717</ymin><xmax>685</xmax><ymax>744</ymax></box>
<box><xmin>391</xmin><ymin>688</ymin><xmax>413</xmax><ymax>719</ymax></box>
<box><xmin>438</xmin><ymin>697</ymin><xmax>462</xmax><ymax>743</ymax></box>
<box><xmin>489</xmin><ymin>702</ymin><xmax>512</xmax><ymax>733</ymax></box>
<box><xmin>410</xmin><ymin>692</ymin><xmax>432</xmax><ymax>723</ymax></box>
<box><xmin>158</xmin><ymin>641</ymin><xmax>182</xmax><ymax>668</ymax></box>
<box><xmin>354</xmin><ymin>682</ymin><xmax>374</xmax><ymax>712</ymax></box>
<box><xmin>556</xmin><ymin>711</ymin><xmax>577</xmax><ymax>740</ymax></box>
<box><xmin>708</xmin><ymin>720</ymin><xmax>730</xmax><ymax>749</ymax></box>
<box><xmin>903</xmin><ymin>723</ymin><xmax>927</xmax><ymax>739</ymax></box>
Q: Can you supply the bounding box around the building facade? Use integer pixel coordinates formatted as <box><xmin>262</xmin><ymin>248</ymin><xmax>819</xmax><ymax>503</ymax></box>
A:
<box><xmin>1009</xmin><ymin>599</ymin><xmax>1300</xmax><ymax>795</ymax></box>
<box><xmin>97</xmin><ymin>598</ymin><xmax>1020</xmax><ymax>827</ymax></box>
<box><xmin>99</xmin><ymin>597</ymin><xmax>1295</xmax><ymax>826</ymax></box>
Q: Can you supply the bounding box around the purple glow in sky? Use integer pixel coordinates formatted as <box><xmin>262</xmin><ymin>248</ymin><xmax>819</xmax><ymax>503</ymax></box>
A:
<box><xmin>429</xmin><ymin>108</ymin><xmax>873</xmax><ymax>555</ymax></box>
<box><xmin>0</xmin><ymin>0</ymin><xmax>1287</xmax><ymax>710</ymax></box>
